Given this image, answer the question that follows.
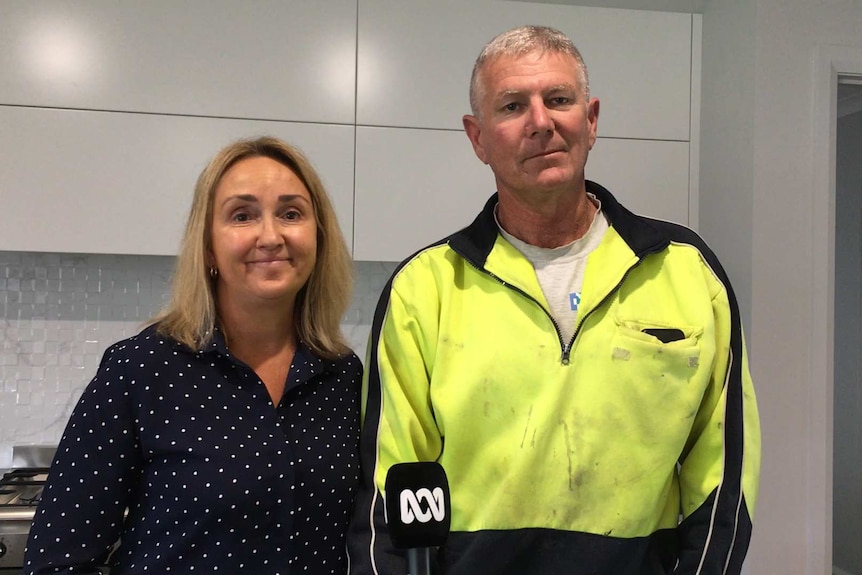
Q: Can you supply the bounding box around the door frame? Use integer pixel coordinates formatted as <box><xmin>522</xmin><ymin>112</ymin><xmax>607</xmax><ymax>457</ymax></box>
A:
<box><xmin>811</xmin><ymin>43</ymin><xmax>862</xmax><ymax>575</ymax></box>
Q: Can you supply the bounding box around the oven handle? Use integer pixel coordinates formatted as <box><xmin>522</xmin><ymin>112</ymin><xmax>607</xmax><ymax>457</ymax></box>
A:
<box><xmin>0</xmin><ymin>509</ymin><xmax>36</xmax><ymax>521</ymax></box>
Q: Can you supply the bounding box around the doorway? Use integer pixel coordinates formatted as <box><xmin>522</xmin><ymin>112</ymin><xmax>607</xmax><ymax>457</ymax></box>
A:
<box><xmin>812</xmin><ymin>46</ymin><xmax>862</xmax><ymax>575</ymax></box>
<box><xmin>833</xmin><ymin>75</ymin><xmax>862</xmax><ymax>575</ymax></box>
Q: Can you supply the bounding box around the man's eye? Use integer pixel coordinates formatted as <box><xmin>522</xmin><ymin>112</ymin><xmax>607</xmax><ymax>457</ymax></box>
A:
<box><xmin>503</xmin><ymin>102</ymin><xmax>519</xmax><ymax>111</ymax></box>
<box><xmin>550</xmin><ymin>97</ymin><xmax>572</xmax><ymax>106</ymax></box>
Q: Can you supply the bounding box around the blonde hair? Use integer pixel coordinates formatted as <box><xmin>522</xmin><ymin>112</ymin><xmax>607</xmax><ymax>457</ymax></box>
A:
<box><xmin>150</xmin><ymin>136</ymin><xmax>353</xmax><ymax>359</ymax></box>
<box><xmin>469</xmin><ymin>25</ymin><xmax>590</xmax><ymax>118</ymax></box>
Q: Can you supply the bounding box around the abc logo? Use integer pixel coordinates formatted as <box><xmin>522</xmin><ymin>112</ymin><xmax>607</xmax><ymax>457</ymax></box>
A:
<box><xmin>399</xmin><ymin>487</ymin><xmax>446</xmax><ymax>524</ymax></box>
<box><xmin>385</xmin><ymin>462</ymin><xmax>450</xmax><ymax>548</ymax></box>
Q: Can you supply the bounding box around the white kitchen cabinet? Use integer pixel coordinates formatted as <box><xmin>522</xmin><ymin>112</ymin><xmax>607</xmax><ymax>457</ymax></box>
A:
<box><xmin>353</xmin><ymin>126</ymin><xmax>496</xmax><ymax>262</ymax></box>
<box><xmin>353</xmin><ymin>126</ymin><xmax>690</xmax><ymax>262</ymax></box>
<box><xmin>0</xmin><ymin>1</ymin><xmax>699</xmax><ymax>259</ymax></box>
<box><xmin>585</xmin><ymin>138</ymin><xmax>691</xmax><ymax>226</ymax></box>
<box><xmin>357</xmin><ymin>0</ymin><xmax>693</xmax><ymax>141</ymax></box>
<box><xmin>0</xmin><ymin>0</ymin><xmax>357</xmax><ymax>124</ymax></box>
<box><xmin>0</xmin><ymin>106</ymin><xmax>355</xmax><ymax>256</ymax></box>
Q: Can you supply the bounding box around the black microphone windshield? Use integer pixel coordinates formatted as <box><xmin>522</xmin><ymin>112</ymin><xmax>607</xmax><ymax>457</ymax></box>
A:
<box><xmin>384</xmin><ymin>461</ymin><xmax>451</xmax><ymax>549</ymax></box>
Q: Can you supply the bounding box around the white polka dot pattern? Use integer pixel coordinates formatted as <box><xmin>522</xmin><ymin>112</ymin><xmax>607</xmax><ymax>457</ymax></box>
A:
<box><xmin>22</xmin><ymin>325</ymin><xmax>362</xmax><ymax>574</ymax></box>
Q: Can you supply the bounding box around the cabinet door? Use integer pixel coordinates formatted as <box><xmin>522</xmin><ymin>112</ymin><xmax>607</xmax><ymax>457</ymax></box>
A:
<box><xmin>353</xmin><ymin>127</ymin><xmax>690</xmax><ymax>262</ymax></box>
<box><xmin>586</xmin><ymin>139</ymin><xmax>691</xmax><ymax>226</ymax></box>
<box><xmin>0</xmin><ymin>0</ymin><xmax>356</xmax><ymax>124</ymax></box>
<box><xmin>358</xmin><ymin>0</ymin><xmax>692</xmax><ymax>141</ymax></box>
<box><xmin>0</xmin><ymin>106</ymin><xmax>355</xmax><ymax>256</ymax></box>
<box><xmin>354</xmin><ymin>127</ymin><xmax>495</xmax><ymax>262</ymax></box>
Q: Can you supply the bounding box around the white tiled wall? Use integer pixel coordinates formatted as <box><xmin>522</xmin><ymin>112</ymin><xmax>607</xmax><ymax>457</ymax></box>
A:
<box><xmin>0</xmin><ymin>251</ymin><xmax>397</xmax><ymax>468</ymax></box>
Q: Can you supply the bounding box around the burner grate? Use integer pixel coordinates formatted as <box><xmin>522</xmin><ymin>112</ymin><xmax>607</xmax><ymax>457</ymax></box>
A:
<box><xmin>0</xmin><ymin>468</ymin><xmax>50</xmax><ymax>508</ymax></box>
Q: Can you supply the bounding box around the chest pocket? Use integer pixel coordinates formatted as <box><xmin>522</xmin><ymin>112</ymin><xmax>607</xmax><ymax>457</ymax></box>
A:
<box><xmin>610</xmin><ymin>317</ymin><xmax>703</xmax><ymax>376</ymax></box>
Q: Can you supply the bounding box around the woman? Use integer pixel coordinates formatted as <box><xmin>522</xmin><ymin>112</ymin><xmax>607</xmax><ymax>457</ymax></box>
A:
<box><xmin>23</xmin><ymin>137</ymin><xmax>362</xmax><ymax>574</ymax></box>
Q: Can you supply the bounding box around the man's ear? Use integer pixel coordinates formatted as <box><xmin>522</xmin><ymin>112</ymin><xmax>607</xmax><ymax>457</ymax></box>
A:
<box><xmin>587</xmin><ymin>97</ymin><xmax>600</xmax><ymax>150</ymax></box>
<box><xmin>462</xmin><ymin>114</ymin><xmax>489</xmax><ymax>165</ymax></box>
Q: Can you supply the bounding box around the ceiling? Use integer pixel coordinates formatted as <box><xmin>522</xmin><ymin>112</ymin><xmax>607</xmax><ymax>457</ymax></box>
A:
<box><xmin>511</xmin><ymin>0</ymin><xmax>705</xmax><ymax>13</ymax></box>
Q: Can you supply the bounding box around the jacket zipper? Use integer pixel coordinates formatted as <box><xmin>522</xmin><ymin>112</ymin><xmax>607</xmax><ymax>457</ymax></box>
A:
<box><xmin>563</xmin><ymin>242</ymin><xmax>671</xmax><ymax>363</ymax></box>
<box><xmin>457</xmin><ymin>232</ymin><xmax>667</xmax><ymax>364</ymax></box>
<box><xmin>474</xmin><ymin>251</ymin><xmax>666</xmax><ymax>364</ymax></box>
<box><xmin>562</xmin><ymin>266</ymin><xmax>634</xmax><ymax>364</ymax></box>
<box><xmin>470</xmin><ymin>265</ymin><xmax>568</xmax><ymax>359</ymax></box>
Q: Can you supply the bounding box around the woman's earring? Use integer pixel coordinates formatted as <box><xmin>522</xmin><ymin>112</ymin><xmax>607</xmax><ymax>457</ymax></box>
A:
<box><xmin>209</xmin><ymin>267</ymin><xmax>219</xmax><ymax>279</ymax></box>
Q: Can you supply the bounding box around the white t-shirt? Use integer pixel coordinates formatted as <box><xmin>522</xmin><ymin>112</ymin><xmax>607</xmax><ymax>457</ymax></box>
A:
<box><xmin>497</xmin><ymin>195</ymin><xmax>609</xmax><ymax>345</ymax></box>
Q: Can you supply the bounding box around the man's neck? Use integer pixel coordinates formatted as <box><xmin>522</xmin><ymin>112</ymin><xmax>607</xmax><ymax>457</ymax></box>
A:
<box><xmin>496</xmin><ymin>187</ymin><xmax>598</xmax><ymax>248</ymax></box>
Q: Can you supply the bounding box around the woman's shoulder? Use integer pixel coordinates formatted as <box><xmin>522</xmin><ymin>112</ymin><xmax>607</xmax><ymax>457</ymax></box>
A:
<box><xmin>100</xmin><ymin>324</ymin><xmax>183</xmax><ymax>361</ymax></box>
<box><xmin>302</xmin><ymin>345</ymin><xmax>362</xmax><ymax>382</ymax></box>
<box><xmin>332</xmin><ymin>351</ymin><xmax>363</xmax><ymax>394</ymax></box>
<box><xmin>330</xmin><ymin>348</ymin><xmax>362</xmax><ymax>375</ymax></box>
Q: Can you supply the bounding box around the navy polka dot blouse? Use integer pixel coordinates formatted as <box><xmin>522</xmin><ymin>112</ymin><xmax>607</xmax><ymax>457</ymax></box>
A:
<box><xmin>23</xmin><ymin>324</ymin><xmax>362</xmax><ymax>574</ymax></box>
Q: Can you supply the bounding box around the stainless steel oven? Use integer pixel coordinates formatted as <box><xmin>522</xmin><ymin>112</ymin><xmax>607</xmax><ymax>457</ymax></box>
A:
<box><xmin>0</xmin><ymin>468</ymin><xmax>48</xmax><ymax>570</ymax></box>
<box><xmin>0</xmin><ymin>446</ymin><xmax>56</xmax><ymax>573</ymax></box>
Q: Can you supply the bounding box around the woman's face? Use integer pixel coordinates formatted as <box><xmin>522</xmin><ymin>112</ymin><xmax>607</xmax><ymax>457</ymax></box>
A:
<box><xmin>208</xmin><ymin>156</ymin><xmax>317</xmax><ymax>313</ymax></box>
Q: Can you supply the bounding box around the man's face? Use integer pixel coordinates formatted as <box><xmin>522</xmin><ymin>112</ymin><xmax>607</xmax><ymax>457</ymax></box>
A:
<box><xmin>463</xmin><ymin>51</ymin><xmax>599</xmax><ymax>203</ymax></box>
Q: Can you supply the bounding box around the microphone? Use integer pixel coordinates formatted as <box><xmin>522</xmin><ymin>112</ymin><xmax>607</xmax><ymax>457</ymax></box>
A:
<box><xmin>384</xmin><ymin>461</ymin><xmax>451</xmax><ymax>575</ymax></box>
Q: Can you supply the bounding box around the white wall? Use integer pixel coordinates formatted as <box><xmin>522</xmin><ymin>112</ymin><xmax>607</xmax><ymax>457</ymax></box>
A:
<box><xmin>699</xmin><ymin>0</ymin><xmax>755</xmax><ymax>332</ymax></box>
<box><xmin>834</xmin><ymin>107</ymin><xmax>862</xmax><ymax>575</ymax></box>
<box><xmin>700</xmin><ymin>1</ymin><xmax>862</xmax><ymax>573</ymax></box>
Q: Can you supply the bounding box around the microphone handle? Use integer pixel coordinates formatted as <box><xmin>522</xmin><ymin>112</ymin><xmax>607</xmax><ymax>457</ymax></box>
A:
<box><xmin>406</xmin><ymin>547</ymin><xmax>433</xmax><ymax>575</ymax></box>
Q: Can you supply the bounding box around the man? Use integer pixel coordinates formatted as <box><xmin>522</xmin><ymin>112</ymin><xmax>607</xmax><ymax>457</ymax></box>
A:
<box><xmin>348</xmin><ymin>25</ymin><xmax>760</xmax><ymax>575</ymax></box>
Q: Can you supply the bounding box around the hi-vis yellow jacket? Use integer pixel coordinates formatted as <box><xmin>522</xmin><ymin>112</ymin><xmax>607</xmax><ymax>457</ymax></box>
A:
<box><xmin>347</xmin><ymin>182</ymin><xmax>761</xmax><ymax>575</ymax></box>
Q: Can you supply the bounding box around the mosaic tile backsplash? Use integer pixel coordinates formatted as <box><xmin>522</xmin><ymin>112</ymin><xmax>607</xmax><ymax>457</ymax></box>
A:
<box><xmin>0</xmin><ymin>251</ymin><xmax>398</xmax><ymax>468</ymax></box>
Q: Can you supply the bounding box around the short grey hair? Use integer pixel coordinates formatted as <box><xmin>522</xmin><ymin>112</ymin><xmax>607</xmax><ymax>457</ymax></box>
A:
<box><xmin>468</xmin><ymin>25</ymin><xmax>590</xmax><ymax>117</ymax></box>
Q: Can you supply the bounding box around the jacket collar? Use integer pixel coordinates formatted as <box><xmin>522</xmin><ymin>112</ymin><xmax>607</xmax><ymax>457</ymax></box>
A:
<box><xmin>447</xmin><ymin>180</ymin><xmax>669</xmax><ymax>269</ymax></box>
